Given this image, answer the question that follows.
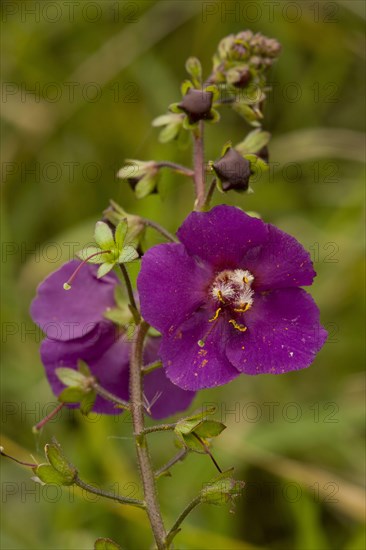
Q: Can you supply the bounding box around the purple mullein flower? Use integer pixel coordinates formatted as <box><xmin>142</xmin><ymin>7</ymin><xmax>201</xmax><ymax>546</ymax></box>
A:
<box><xmin>30</xmin><ymin>261</ymin><xmax>195</xmax><ymax>418</ymax></box>
<box><xmin>138</xmin><ymin>205</ymin><xmax>327</xmax><ymax>391</ymax></box>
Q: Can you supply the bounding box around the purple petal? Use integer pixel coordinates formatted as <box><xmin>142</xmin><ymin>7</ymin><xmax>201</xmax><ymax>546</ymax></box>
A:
<box><xmin>138</xmin><ymin>243</ymin><xmax>210</xmax><ymax>335</ymax></box>
<box><xmin>31</xmin><ymin>260</ymin><xmax>119</xmax><ymax>341</ymax></box>
<box><xmin>160</xmin><ymin>309</ymin><xmax>240</xmax><ymax>390</ymax></box>
<box><xmin>41</xmin><ymin>325</ymin><xmax>129</xmax><ymax>414</ymax></box>
<box><xmin>143</xmin><ymin>337</ymin><xmax>196</xmax><ymax>419</ymax></box>
<box><xmin>177</xmin><ymin>205</ymin><xmax>268</xmax><ymax>269</ymax></box>
<box><xmin>242</xmin><ymin>224</ymin><xmax>316</xmax><ymax>290</ymax></box>
<box><xmin>226</xmin><ymin>288</ymin><xmax>327</xmax><ymax>375</ymax></box>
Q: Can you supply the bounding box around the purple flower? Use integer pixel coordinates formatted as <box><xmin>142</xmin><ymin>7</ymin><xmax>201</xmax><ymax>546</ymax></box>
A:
<box><xmin>138</xmin><ymin>205</ymin><xmax>327</xmax><ymax>391</ymax></box>
<box><xmin>30</xmin><ymin>260</ymin><xmax>195</xmax><ymax>418</ymax></box>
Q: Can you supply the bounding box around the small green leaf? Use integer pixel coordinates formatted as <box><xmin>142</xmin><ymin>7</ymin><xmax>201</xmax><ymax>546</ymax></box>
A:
<box><xmin>97</xmin><ymin>262</ymin><xmax>114</xmax><ymax>279</ymax></box>
<box><xmin>104</xmin><ymin>307</ymin><xmax>131</xmax><ymax>326</ymax></box>
<box><xmin>45</xmin><ymin>443</ymin><xmax>77</xmax><ymax>483</ymax></box>
<box><xmin>55</xmin><ymin>368</ymin><xmax>87</xmax><ymax>388</ymax></box>
<box><xmin>77</xmin><ymin>246</ymin><xmax>105</xmax><ymax>264</ymax></box>
<box><xmin>118</xmin><ymin>246</ymin><xmax>139</xmax><ymax>264</ymax></box>
<box><xmin>114</xmin><ymin>219</ymin><xmax>128</xmax><ymax>250</ymax></box>
<box><xmin>201</xmin><ymin>477</ymin><xmax>245</xmax><ymax>505</ymax></box>
<box><xmin>94</xmin><ymin>538</ymin><xmax>122</xmax><ymax>550</ymax></box>
<box><xmin>180</xmin><ymin>432</ymin><xmax>206</xmax><ymax>453</ymax></box>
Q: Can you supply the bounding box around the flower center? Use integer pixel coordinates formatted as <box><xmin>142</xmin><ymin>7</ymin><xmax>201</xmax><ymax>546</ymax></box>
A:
<box><xmin>211</xmin><ymin>269</ymin><xmax>254</xmax><ymax>309</ymax></box>
<box><xmin>206</xmin><ymin>269</ymin><xmax>254</xmax><ymax>333</ymax></box>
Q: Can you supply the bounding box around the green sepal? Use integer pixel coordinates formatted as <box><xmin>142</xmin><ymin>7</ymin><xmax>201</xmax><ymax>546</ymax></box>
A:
<box><xmin>58</xmin><ymin>387</ymin><xmax>87</xmax><ymax>404</ymax></box>
<box><xmin>118</xmin><ymin>245</ymin><xmax>139</xmax><ymax>263</ymax></box>
<box><xmin>77</xmin><ymin>246</ymin><xmax>105</xmax><ymax>264</ymax></box>
<box><xmin>181</xmin><ymin>79</ymin><xmax>194</xmax><ymax>96</ymax></box>
<box><xmin>169</xmin><ymin>102</ymin><xmax>182</xmax><ymax>114</ymax></box>
<box><xmin>194</xmin><ymin>420</ymin><xmax>226</xmax><ymax>439</ymax></box>
<box><xmin>55</xmin><ymin>367</ymin><xmax>87</xmax><ymax>388</ymax></box>
<box><xmin>97</xmin><ymin>262</ymin><xmax>114</xmax><ymax>279</ymax></box>
<box><xmin>77</xmin><ymin>359</ymin><xmax>92</xmax><ymax>377</ymax></box>
<box><xmin>80</xmin><ymin>390</ymin><xmax>97</xmax><ymax>416</ymax></box>
<box><xmin>158</xmin><ymin>122</ymin><xmax>181</xmax><ymax>143</ymax></box>
<box><xmin>206</xmin><ymin>108</ymin><xmax>220</xmax><ymax>124</ymax></box>
<box><xmin>94</xmin><ymin>538</ymin><xmax>122</xmax><ymax>550</ymax></box>
<box><xmin>235</xmin><ymin>129</ymin><xmax>270</xmax><ymax>155</ymax></box>
<box><xmin>244</xmin><ymin>153</ymin><xmax>269</xmax><ymax>174</ymax></box>
<box><xmin>135</xmin><ymin>175</ymin><xmax>157</xmax><ymax>199</ymax></box>
<box><xmin>33</xmin><ymin>464</ymin><xmax>71</xmax><ymax>486</ymax></box>
<box><xmin>94</xmin><ymin>221</ymin><xmax>115</xmax><ymax>251</ymax></box>
<box><xmin>185</xmin><ymin>57</ymin><xmax>202</xmax><ymax>87</ymax></box>
<box><xmin>45</xmin><ymin>441</ymin><xmax>77</xmax><ymax>484</ymax></box>
<box><xmin>232</xmin><ymin>102</ymin><xmax>262</xmax><ymax>126</ymax></box>
<box><xmin>200</xmin><ymin>469</ymin><xmax>245</xmax><ymax>505</ymax></box>
<box><xmin>114</xmin><ymin>219</ymin><xmax>128</xmax><ymax>250</ymax></box>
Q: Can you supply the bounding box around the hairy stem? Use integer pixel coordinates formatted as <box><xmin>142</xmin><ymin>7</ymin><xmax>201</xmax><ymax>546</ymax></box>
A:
<box><xmin>130</xmin><ymin>321</ymin><xmax>167</xmax><ymax>549</ymax></box>
<box><xmin>193</xmin><ymin>120</ymin><xmax>206</xmax><ymax>210</ymax></box>
<box><xmin>155</xmin><ymin>449</ymin><xmax>188</xmax><ymax>479</ymax></box>
<box><xmin>142</xmin><ymin>217</ymin><xmax>178</xmax><ymax>243</ymax></box>
<box><xmin>75</xmin><ymin>476</ymin><xmax>145</xmax><ymax>509</ymax></box>
<box><xmin>143</xmin><ymin>423</ymin><xmax>176</xmax><ymax>435</ymax></box>
<box><xmin>142</xmin><ymin>360</ymin><xmax>163</xmax><ymax>375</ymax></box>
<box><xmin>166</xmin><ymin>495</ymin><xmax>201</xmax><ymax>541</ymax></box>
<box><xmin>156</xmin><ymin>161</ymin><xmax>194</xmax><ymax>177</ymax></box>
<box><xmin>92</xmin><ymin>382</ymin><xmax>130</xmax><ymax>411</ymax></box>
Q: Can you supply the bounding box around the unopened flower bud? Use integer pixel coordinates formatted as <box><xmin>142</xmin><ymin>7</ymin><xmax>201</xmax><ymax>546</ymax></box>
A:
<box><xmin>178</xmin><ymin>89</ymin><xmax>213</xmax><ymax>124</ymax></box>
<box><xmin>213</xmin><ymin>148</ymin><xmax>251</xmax><ymax>192</ymax></box>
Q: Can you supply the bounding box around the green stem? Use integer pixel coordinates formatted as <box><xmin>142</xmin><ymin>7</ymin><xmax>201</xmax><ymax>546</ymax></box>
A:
<box><xmin>166</xmin><ymin>495</ymin><xmax>201</xmax><ymax>542</ymax></box>
<box><xmin>142</xmin><ymin>360</ymin><xmax>163</xmax><ymax>375</ymax></box>
<box><xmin>156</xmin><ymin>161</ymin><xmax>194</xmax><ymax>177</ymax></box>
<box><xmin>92</xmin><ymin>382</ymin><xmax>130</xmax><ymax>411</ymax></box>
<box><xmin>130</xmin><ymin>321</ymin><xmax>167</xmax><ymax>549</ymax></box>
<box><xmin>75</xmin><ymin>476</ymin><xmax>145</xmax><ymax>509</ymax></box>
<box><xmin>142</xmin><ymin>217</ymin><xmax>178</xmax><ymax>243</ymax></box>
<box><xmin>155</xmin><ymin>449</ymin><xmax>188</xmax><ymax>479</ymax></box>
<box><xmin>193</xmin><ymin>120</ymin><xmax>206</xmax><ymax>211</ymax></box>
<box><xmin>119</xmin><ymin>263</ymin><xmax>140</xmax><ymax>324</ymax></box>
<box><xmin>143</xmin><ymin>423</ymin><xmax>176</xmax><ymax>435</ymax></box>
<box><xmin>203</xmin><ymin>177</ymin><xmax>217</xmax><ymax>210</ymax></box>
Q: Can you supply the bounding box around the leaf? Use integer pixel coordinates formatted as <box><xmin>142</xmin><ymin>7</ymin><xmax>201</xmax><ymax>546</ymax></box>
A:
<box><xmin>201</xmin><ymin>477</ymin><xmax>245</xmax><ymax>505</ymax></box>
<box><xmin>114</xmin><ymin>219</ymin><xmax>128</xmax><ymax>250</ymax></box>
<box><xmin>97</xmin><ymin>262</ymin><xmax>114</xmax><ymax>279</ymax></box>
<box><xmin>94</xmin><ymin>538</ymin><xmax>122</xmax><ymax>550</ymax></box>
<box><xmin>77</xmin><ymin>360</ymin><xmax>92</xmax><ymax>377</ymax></box>
<box><xmin>77</xmin><ymin>246</ymin><xmax>105</xmax><ymax>263</ymax></box>
<box><xmin>94</xmin><ymin>221</ymin><xmax>115</xmax><ymax>250</ymax></box>
<box><xmin>118</xmin><ymin>245</ymin><xmax>139</xmax><ymax>263</ymax></box>
<box><xmin>45</xmin><ymin>442</ymin><xmax>77</xmax><ymax>483</ymax></box>
<box><xmin>55</xmin><ymin>367</ymin><xmax>87</xmax><ymax>388</ymax></box>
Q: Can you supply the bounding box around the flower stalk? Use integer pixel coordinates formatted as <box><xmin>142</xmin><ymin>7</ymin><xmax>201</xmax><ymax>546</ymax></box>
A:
<box><xmin>193</xmin><ymin>120</ymin><xmax>206</xmax><ymax>210</ymax></box>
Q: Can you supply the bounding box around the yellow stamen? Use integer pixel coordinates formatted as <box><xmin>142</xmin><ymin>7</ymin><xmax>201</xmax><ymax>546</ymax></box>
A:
<box><xmin>234</xmin><ymin>303</ymin><xmax>251</xmax><ymax>313</ymax></box>
<box><xmin>209</xmin><ymin>307</ymin><xmax>222</xmax><ymax>322</ymax></box>
<box><xmin>229</xmin><ymin>319</ymin><xmax>247</xmax><ymax>332</ymax></box>
<box><xmin>217</xmin><ymin>290</ymin><xmax>225</xmax><ymax>303</ymax></box>
<box><xmin>243</xmin><ymin>276</ymin><xmax>249</xmax><ymax>284</ymax></box>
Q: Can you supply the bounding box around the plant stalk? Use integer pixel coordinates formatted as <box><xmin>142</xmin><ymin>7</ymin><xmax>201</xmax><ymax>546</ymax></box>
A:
<box><xmin>129</xmin><ymin>321</ymin><xmax>167</xmax><ymax>549</ymax></box>
<box><xmin>193</xmin><ymin>120</ymin><xmax>206</xmax><ymax>210</ymax></box>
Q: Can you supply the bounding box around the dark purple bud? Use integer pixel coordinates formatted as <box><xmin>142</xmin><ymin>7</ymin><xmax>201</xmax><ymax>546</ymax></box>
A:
<box><xmin>233</xmin><ymin>67</ymin><xmax>251</xmax><ymax>88</ymax></box>
<box><xmin>213</xmin><ymin>148</ymin><xmax>251</xmax><ymax>192</ymax></box>
<box><xmin>179</xmin><ymin>89</ymin><xmax>213</xmax><ymax>124</ymax></box>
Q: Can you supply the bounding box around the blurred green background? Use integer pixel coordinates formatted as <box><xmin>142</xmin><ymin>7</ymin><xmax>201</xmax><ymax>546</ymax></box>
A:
<box><xmin>1</xmin><ymin>1</ymin><xmax>365</xmax><ymax>549</ymax></box>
